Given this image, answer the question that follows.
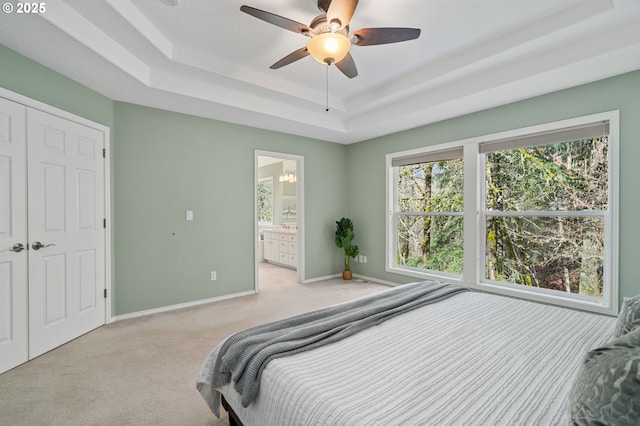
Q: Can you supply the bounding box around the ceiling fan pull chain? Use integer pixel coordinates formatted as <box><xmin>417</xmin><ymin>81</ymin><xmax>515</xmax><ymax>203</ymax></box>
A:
<box><xmin>326</xmin><ymin>63</ymin><xmax>330</xmax><ymax>112</ymax></box>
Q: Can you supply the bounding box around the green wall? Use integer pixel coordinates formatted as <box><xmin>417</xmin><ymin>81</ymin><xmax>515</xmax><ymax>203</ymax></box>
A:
<box><xmin>0</xmin><ymin>44</ymin><xmax>348</xmax><ymax>316</ymax></box>
<box><xmin>112</xmin><ymin>103</ymin><xmax>347</xmax><ymax>315</ymax></box>
<box><xmin>2</xmin><ymin>43</ymin><xmax>638</xmax><ymax>315</ymax></box>
<box><xmin>0</xmin><ymin>45</ymin><xmax>114</xmax><ymax>127</ymax></box>
<box><xmin>346</xmin><ymin>70</ymin><xmax>640</xmax><ymax>304</ymax></box>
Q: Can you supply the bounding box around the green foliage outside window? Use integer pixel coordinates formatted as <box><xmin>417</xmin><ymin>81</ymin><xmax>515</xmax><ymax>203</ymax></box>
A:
<box><xmin>397</xmin><ymin>159</ymin><xmax>463</xmax><ymax>275</ymax></box>
<box><xmin>396</xmin><ymin>136</ymin><xmax>608</xmax><ymax>298</ymax></box>
<box><xmin>484</xmin><ymin>138</ymin><xmax>608</xmax><ymax>297</ymax></box>
<box><xmin>257</xmin><ymin>179</ymin><xmax>273</xmax><ymax>223</ymax></box>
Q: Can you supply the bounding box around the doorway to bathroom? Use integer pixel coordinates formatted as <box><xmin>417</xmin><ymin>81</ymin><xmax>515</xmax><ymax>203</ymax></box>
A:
<box><xmin>255</xmin><ymin>151</ymin><xmax>304</xmax><ymax>292</ymax></box>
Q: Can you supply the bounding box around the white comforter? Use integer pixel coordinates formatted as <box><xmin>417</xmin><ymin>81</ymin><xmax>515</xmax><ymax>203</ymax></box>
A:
<box><xmin>198</xmin><ymin>290</ymin><xmax>616</xmax><ymax>426</ymax></box>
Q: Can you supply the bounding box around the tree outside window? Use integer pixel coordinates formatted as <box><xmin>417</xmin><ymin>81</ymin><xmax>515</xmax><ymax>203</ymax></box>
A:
<box><xmin>483</xmin><ymin>137</ymin><xmax>608</xmax><ymax>297</ymax></box>
<box><xmin>396</xmin><ymin>158</ymin><xmax>464</xmax><ymax>275</ymax></box>
<box><xmin>258</xmin><ymin>177</ymin><xmax>273</xmax><ymax>224</ymax></box>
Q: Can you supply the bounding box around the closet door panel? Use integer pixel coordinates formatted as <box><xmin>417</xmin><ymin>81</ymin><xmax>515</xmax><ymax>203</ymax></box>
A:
<box><xmin>0</xmin><ymin>97</ymin><xmax>27</xmax><ymax>374</ymax></box>
<box><xmin>27</xmin><ymin>108</ymin><xmax>105</xmax><ymax>359</ymax></box>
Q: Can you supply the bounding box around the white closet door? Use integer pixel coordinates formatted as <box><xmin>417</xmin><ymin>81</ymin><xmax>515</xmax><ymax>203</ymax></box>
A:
<box><xmin>27</xmin><ymin>108</ymin><xmax>106</xmax><ymax>359</ymax></box>
<box><xmin>0</xmin><ymin>98</ymin><xmax>28</xmax><ymax>373</ymax></box>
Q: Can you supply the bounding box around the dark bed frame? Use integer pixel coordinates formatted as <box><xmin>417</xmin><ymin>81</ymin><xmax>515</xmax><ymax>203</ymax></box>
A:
<box><xmin>221</xmin><ymin>395</ymin><xmax>244</xmax><ymax>426</ymax></box>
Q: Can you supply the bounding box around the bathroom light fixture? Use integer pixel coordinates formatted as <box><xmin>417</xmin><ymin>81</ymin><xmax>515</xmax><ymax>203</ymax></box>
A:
<box><xmin>279</xmin><ymin>170</ymin><xmax>297</xmax><ymax>183</ymax></box>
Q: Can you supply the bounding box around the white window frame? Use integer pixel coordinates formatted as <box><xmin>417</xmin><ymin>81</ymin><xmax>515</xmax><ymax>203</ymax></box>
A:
<box><xmin>388</xmin><ymin>143</ymin><xmax>465</xmax><ymax>283</ymax></box>
<box><xmin>386</xmin><ymin>111</ymin><xmax>619</xmax><ymax>315</ymax></box>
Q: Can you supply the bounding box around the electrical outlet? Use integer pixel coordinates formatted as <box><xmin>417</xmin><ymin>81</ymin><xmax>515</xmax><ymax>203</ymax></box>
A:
<box><xmin>210</xmin><ymin>271</ymin><xmax>217</xmax><ymax>281</ymax></box>
<box><xmin>358</xmin><ymin>255</ymin><xmax>364</xmax><ymax>263</ymax></box>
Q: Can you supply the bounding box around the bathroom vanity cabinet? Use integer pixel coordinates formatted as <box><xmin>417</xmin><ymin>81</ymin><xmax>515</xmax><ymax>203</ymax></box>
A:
<box><xmin>263</xmin><ymin>230</ymin><xmax>298</xmax><ymax>269</ymax></box>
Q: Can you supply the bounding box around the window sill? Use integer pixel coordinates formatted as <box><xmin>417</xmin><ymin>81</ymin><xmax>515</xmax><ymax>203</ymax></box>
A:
<box><xmin>386</xmin><ymin>265</ymin><xmax>463</xmax><ymax>285</ymax></box>
<box><xmin>467</xmin><ymin>280</ymin><xmax>617</xmax><ymax>316</ymax></box>
<box><xmin>386</xmin><ymin>266</ymin><xmax>616</xmax><ymax>316</ymax></box>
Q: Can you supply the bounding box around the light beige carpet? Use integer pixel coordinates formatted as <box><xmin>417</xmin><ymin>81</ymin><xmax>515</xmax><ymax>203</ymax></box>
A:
<box><xmin>0</xmin><ymin>264</ymin><xmax>388</xmax><ymax>425</ymax></box>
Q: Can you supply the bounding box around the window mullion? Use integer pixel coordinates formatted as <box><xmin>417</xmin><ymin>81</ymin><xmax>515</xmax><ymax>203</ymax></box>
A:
<box><xmin>484</xmin><ymin>211</ymin><xmax>607</xmax><ymax>217</ymax></box>
<box><xmin>463</xmin><ymin>142</ymin><xmax>480</xmax><ymax>286</ymax></box>
<box><xmin>389</xmin><ymin>165</ymin><xmax>398</xmax><ymax>269</ymax></box>
<box><xmin>397</xmin><ymin>212</ymin><xmax>464</xmax><ymax>217</ymax></box>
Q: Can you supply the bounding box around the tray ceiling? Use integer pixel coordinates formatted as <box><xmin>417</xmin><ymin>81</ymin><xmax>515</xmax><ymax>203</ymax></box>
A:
<box><xmin>1</xmin><ymin>0</ymin><xmax>639</xmax><ymax>143</ymax></box>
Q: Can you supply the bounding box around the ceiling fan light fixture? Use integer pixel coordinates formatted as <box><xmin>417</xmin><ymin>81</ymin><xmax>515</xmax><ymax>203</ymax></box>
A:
<box><xmin>307</xmin><ymin>32</ymin><xmax>350</xmax><ymax>65</ymax></box>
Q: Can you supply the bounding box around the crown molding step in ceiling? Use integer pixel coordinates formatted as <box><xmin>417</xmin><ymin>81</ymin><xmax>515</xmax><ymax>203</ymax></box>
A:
<box><xmin>0</xmin><ymin>0</ymin><xmax>639</xmax><ymax>143</ymax></box>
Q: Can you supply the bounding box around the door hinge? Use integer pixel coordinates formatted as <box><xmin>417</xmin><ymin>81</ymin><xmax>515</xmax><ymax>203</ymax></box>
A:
<box><xmin>103</xmin><ymin>218</ymin><xmax>106</xmax><ymax>228</ymax></box>
<box><xmin>104</xmin><ymin>288</ymin><xmax>107</xmax><ymax>299</ymax></box>
<box><xmin>103</xmin><ymin>148</ymin><xmax>106</xmax><ymax>158</ymax></box>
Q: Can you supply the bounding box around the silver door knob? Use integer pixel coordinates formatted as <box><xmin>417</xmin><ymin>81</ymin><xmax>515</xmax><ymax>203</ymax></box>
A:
<box><xmin>32</xmin><ymin>241</ymin><xmax>55</xmax><ymax>250</ymax></box>
<box><xmin>9</xmin><ymin>243</ymin><xmax>26</xmax><ymax>252</ymax></box>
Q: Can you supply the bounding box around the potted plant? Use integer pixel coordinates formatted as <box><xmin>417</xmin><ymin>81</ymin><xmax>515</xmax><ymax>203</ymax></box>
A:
<box><xmin>335</xmin><ymin>217</ymin><xmax>360</xmax><ymax>280</ymax></box>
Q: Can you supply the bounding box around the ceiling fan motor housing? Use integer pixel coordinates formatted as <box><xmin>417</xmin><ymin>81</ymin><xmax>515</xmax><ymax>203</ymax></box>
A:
<box><xmin>310</xmin><ymin>14</ymin><xmax>349</xmax><ymax>36</ymax></box>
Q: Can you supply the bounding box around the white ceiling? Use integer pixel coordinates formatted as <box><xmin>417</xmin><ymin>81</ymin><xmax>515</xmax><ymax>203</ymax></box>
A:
<box><xmin>1</xmin><ymin>0</ymin><xmax>639</xmax><ymax>144</ymax></box>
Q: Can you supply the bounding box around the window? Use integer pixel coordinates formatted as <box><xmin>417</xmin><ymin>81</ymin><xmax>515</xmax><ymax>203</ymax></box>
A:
<box><xmin>257</xmin><ymin>177</ymin><xmax>273</xmax><ymax>224</ymax></box>
<box><xmin>387</xmin><ymin>112</ymin><xmax>619</xmax><ymax>314</ymax></box>
<box><xmin>481</xmin><ymin>124</ymin><xmax>609</xmax><ymax>300</ymax></box>
<box><xmin>392</xmin><ymin>148</ymin><xmax>464</xmax><ymax>278</ymax></box>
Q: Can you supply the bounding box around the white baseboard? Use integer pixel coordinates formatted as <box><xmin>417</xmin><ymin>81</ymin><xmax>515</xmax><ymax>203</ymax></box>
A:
<box><xmin>110</xmin><ymin>275</ymin><xmax>395</xmax><ymax>323</ymax></box>
<box><xmin>353</xmin><ymin>274</ymin><xmax>398</xmax><ymax>287</ymax></box>
<box><xmin>302</xmin><ymin>273</ymin><xmax>342</xmax><ymax>284</ymax></box>
<box><xmin>110</xmin><ymin>290</ymin><xmax>256</xmax><ymax>323</ymax></box>
<box><xmin>303</xmin><ymin>272</ymin><xmax>397</xmax><ymax>287</ymax></box>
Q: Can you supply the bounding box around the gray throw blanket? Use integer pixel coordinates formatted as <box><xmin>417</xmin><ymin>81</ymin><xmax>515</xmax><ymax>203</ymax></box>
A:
<box><xmin>208</xmin><ymin>280</ymin><xmax>468</xmax><ymax>408</ymax></box>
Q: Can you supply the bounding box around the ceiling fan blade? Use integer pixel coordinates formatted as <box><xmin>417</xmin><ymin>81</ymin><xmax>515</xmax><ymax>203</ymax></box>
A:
<box><xmin>270</xmin><ymin>47</ymin><xmax>310</xmax><ymax>69</ymax></box>
<box><xmin>326</xmin><ymin>0</ymin><xmax>359</xmax><ymax>29</ymax></box>
<box><xmin>352</xmin><ymin>28</ymin><xmax>421</xmax><ymax>46</ymax></box>
<box><xmin>240</xmin><ymin>5</ymin><xmax>311</xmax><ymax>35</ymax></box>
<box><xmin>335</xmin><ymin>53</ymin><xmax>358</xmax><ymax>78</ymax></box>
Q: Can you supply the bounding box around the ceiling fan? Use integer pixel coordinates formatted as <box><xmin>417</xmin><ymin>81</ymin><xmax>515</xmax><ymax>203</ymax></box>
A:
<box><xmin>240</xmin><ymin>0</ymin><xmax>421</xmax><ymax>78</ymax></box>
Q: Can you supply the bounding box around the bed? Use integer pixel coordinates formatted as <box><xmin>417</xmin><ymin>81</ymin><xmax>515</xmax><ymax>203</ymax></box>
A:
<box><xmin>196</xmin><ymin>281</ymin><xmax>640</xmax><ymax>425</ymax></box>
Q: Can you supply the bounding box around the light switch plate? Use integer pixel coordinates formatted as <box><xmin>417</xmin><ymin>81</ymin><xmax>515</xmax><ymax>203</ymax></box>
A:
<box><xmin>186</xmin><ymin>210</ymin><xmax>194</xmax><ymax>221</ymax></box>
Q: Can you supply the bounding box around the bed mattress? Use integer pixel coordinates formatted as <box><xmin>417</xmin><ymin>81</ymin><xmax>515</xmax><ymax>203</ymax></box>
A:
<box><xmin>197</xmin><ymin>289</ymin><xmax>616</xmax><ymax>425</ymax></box>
